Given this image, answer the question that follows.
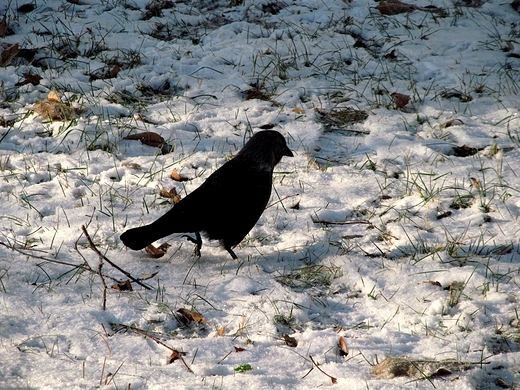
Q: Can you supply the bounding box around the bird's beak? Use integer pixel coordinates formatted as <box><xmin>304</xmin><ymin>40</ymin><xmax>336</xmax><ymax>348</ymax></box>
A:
<box><xmin>283</xmin><ymin>146</ymin><xmax>294</xmax><ymax>157</ymax></box>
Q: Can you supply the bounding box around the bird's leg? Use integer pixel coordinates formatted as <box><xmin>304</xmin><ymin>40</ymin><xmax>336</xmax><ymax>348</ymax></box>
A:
<box><xmin>226</xmin><ymin>247</ymin><xmax>238</xmax><ymax>260</ymax></box>
<box><xmin>182</xmin><ymin>232</ymin><xmax>202</xmax><ymax>257</ymax></box>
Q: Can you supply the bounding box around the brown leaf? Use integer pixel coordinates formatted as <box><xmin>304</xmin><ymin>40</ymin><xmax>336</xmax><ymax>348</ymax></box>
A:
<box><xmin>167</xmin><ymin>349</ymin><xmax>187</xmax><ymax>364</ymax></box>
<box><xmin>290</xmin><ymin>200</ymin><xmax>300</xmax><ymax>210</ymax></box>
<box><xmin>123</xmin><ymin>131</ymin><xmax>165</xmax><ymax>147</ymax></box>
<box><xmin>110</xmin><ymin>65</ymin><xmax>121</xmax><ymax>78</ymax></box>
<box><xmin>513</xmin><ymin>0</ymin><xmax>520</xmax><ymax>13</ymax></box>
<box><xmin>0</xmin><ymin>43</ymin><xmax>19</xmax><ymax>66</ymax></box>
<box><xmin>453</xmin><ymin>145</ymin><xmax>479</xmax><ymax>157</ymax></box>
<box><xmin>170</xmin><ymin>168</ymin><xmax>190</xmax><ymax>182</ymax></box>
<box><xmin>424</xmin><ymin>280</ymin><xmax>442</xmax><ymax>288</ymax></box>
<box><xmin>282</xmin><ymin>334</ymin><xmax>298</xmax><ymax>348</ymax></box>
<box><xmin>159</xmin><ymin>187</ymin><xmax>182</xmax><ymax>203</ymax></box>
<box><xmin>234</xmin><ymin>346</ymin><xmax>246</xmax><ymax>352</ymax></box>
<box><xmin>502</xmin><ymin>40</ymin><xmax>514</xmax><ymax>53</ymax></box>
<box><xmin>177</xmin><ymin>308</ymin><xmax>207</xmax><ymax>324</ymax></box>
<box><xmin>338</xmin><ymin>336</ymin><xmax>349</xmax><ymax>357</ymax></box>
<box><xmin>391</xmin><ymin>92</ymin><xmax>411</xmax><ymax>109</ymax></box>
<box><xmin>121</xmin><ymin>162</ymin><xmax>142</xmax><ymax>170</ymax></box>
<box><xmin>440</xmin><ymin>119</ymin><xmax>464</xmax><ymax>128</ymax></box>
<box><xmin>0</xmin><ymin>18</ymin><xmax>8</xmax><ymax>38</ymax></box>
<box><xmin>217</xmin><ymin>327</ymin><xmax>225</xmax><ymax>337</ymax></box>
<box><xmin>384</xmin><ymin>49</ymin><xmax>398</xmax><ymax>61</ymax></box>
<box><xmin>18</xmin><ymin>3</ymin><xmax>36</xmax><ymax>13</ymax></box>
<box><xmin>0</xmin><ymin>117</ymin><xmax>16</xmax><ymax>127</ymax></box>
<box><xmin>32</xmin><ymin>99</ymin><xmax>77</xmax><ymax>121</ymax></box>
<box><xmin>15</xmin><ymin>72</ymin><xmax>43</xmax><ymax>86</ymax></box>
<box><xmin>293</xmin><ymin>108</ymin><xmax>305</xmax><ymax>114</ymax></box>
<box><xmin>157</xmin><ymin>243</ymin><xmax>171</xmax><ymax>251</ymax></box>
<box><xmin>376</xmin><ymin>0</ymin><xmax>417</xmax><ymax>15</ymax></box>
<box><xmin>469</xmin><ymin>177</ymin><xmax>482</xmax><ymax>190</ymax></box>
<box><xmin>47</xmin><ymin>90</ymin><xmax>62</xmax><ymax>103</ymax></box>
<box><xmin>111</xmin><ymin>280</ymin><xmax>133</xmax><ymax>291</ymax></box>
<box><xmin>144</xmin><ymin>244</ymin><xmax>167</xmax><ymax>258</ymax></box>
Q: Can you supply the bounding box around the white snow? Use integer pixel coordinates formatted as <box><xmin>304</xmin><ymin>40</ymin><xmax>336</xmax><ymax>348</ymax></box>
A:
<box><xmin>1</xmin><ymin>0</ymin><xmax>520</xmax><ymax>388</ymax></box>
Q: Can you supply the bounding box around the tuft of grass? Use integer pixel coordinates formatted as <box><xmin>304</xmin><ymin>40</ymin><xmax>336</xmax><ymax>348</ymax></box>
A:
<box><xmin>275</xmin><ymin>263</ymin><xmax>343</xmax><ymax>292</ymax></box>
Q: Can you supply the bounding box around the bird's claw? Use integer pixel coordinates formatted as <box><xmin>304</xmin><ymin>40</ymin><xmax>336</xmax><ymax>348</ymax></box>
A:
<box><xmin>182</xmin><ymin>232</ymin><xmax>202</xmax><ymax>257</ymax></box>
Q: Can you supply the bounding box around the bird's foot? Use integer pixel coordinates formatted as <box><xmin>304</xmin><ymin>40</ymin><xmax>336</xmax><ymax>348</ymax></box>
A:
<box><xmin>226</xmin><ymin>247</ymin><xmax>238</xmax><ymax>260</ymax></box>
<box><xmin>182</xmin><ymin>232</ymin><xmax>202</xmax><ymax>257</ymax></box>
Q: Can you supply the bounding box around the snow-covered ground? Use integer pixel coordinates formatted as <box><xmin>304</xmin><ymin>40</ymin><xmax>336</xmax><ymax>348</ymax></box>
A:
<box><xmin>1</xmin><ymin>0</ymin><xmax>520</xmax><ymax>388</ymax></box>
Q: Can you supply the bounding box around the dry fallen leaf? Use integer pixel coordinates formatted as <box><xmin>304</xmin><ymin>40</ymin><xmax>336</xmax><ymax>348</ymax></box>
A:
<box><xmin>111</xmin><ymin>280</ymin><xmax>133</xmax><ymax>291</ymax></box>
<box><xmin>177</xmin><ymin>308</ymin><xmax>207</xmax><ymax>324</ymax></box>
<box><xmin>0</xmin><ymin>43</ymin><xmax>19</xmax><ymax>66</ymax></box>
<box><xmin>121</xmin><ymin>161</ymin><xmax>141</xmax><ymax>170</ymax></box>
<box><xmin>290</xmin><ymin>200</ymin><xmax>300</xmax><ymax>210</ymax></box>
<box><xmin>282</xmin><ymin>334</ymin><xmax>298</xmax><ymax>347</ymax></box>
<box><xmin>452</xmin><ymin>145</ymin><xmax>479</xmax><ymax>157</ymax></box>
<box><xmin>217</xmin><ymin>327</ymin><xmax>225</xmax><ymax>337</ymax></box>
<box><xmin>293</xmin><ymin>108</ymin><xmax>305</xmax><ymax>114</ymax></box>
<box><xmin>376</xmin><ymin>0</ymin><xmax>417</xmax><ymax>15</ymax></box>
<box><xmin>470</xmin><ymin>177</ymin><xmax>482</xmax><ymax>190</ymax></box>
<box><xmin>48</xmin><ymin>90</ymin><xmax>62</xmax><ymax>102</ymax></box>
<box><xmin>338</xmin><ymin>336</ymin><xmax>349</xmax><ymax>357</ymax></box>
<box><xmin>440</xmin><ymin>119</ymin><xmax>464</xmax><ymax>128</ymax></box>
<box><xmin>423</xmin><ymin>280</ymin><xmax>442</xmax><ymax>288</ymax></box>
<box><xmin>110</xmin><ymin>65</ymin><xmax>121</xmax><ymax>78</ymax></box>
<box><xmin>15</xmin><ymin>72</ymin><xmax>43</xmax><ymax>86</ymax></box>
<box><xmin>159</xmin><ymin>187</ymin><xmax>182</xmax><ymax>204</ymax></box>
<box><xmin>391</xmin><ymin>92</ymin><xmax>411</xmax><ymax>109</ymax></box>
<box><xmin>0</xmin><ymin>17</ymin><xmax>7</xmax><ymax>38</ymax></box>
<box><xmin>373</xmin><ymin>356</ymin><xmax>474</xmax><ymax>379</ymax></box>
<box><xmin>170</xmin><ymin>168</ymin><xmax>190</xmax><ymax>182</ymax></box>
<box><xmin>32</xmin><ymin>99</ymin><xmax>77</xmax><ymax>121</ymax></box>
<box><xmin>18</xmin><ymin>3</ymin><xmax>36</xmax><ymax>13</ymax></box>
<box><xmin>123</xmin><ymin>131</ymin><xmax>165</xmax><ymax>147</ymax></box>
<box><xmin>167</xmin><ymin>349</ymin><xmax>187</xmax><ymax>364</ymax></box>
<box><xmin>234</xmin><ymin>346</ymin><xmax>246</xmax><ymax>352</ymax></box>
<box><xmin>144</xmin><ymin>244</ymin><xmax>167</xmax><ymax>258</ymax></box>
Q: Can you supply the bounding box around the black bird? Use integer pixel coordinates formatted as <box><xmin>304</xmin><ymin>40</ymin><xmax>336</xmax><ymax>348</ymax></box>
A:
<box><xmin>120</xmin><ymin>130</ymin><xmax>293</xmax><ymax>259</ymax></box>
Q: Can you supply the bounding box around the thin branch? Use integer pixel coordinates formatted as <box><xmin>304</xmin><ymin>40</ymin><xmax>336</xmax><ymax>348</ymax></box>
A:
<box><xmin>112</xmin><ymin>323</ymin><xmax>193</xmax><ymax>373</ymax></box>
<box><xmin>311</xmin><ymin>218</ymin><xmax>372</xmax><ymax>226</ymax></box>
<box><xmin>98</xmin><ymin>260</ymin><xmax>107</xmax><ymax>311</ymax></box>
<box><xmin>309</xmin><ymin>355</ymin><xmax>337</xmax><ymax>384</ymax></box>
<box><xmin>81</xmin><ymin>225</ymin><xmax>153</xmax><ymax>290</ymax></box>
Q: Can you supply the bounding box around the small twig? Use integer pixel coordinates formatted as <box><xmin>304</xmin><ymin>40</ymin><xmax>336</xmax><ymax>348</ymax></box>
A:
<box><xmin>191</xmin><ymin>348</ymin><xmax>198</xmax><ymax>365</ymax></box>
<box><xmin>98</xmin><ymin>260</ymin><xmax>107</xmax><ymax>311</ymax></box>
<box><xmin>0</xmin><ymin>239</ymin><xmax>126</xmax><ymax>288</ymax></box>
<box><xmin>0</xmin><ymin>241</ymin><xmax>91</xmax><ymax>270</ymax></box>
<box><xmin>309</xmin><ymin>355</ymin><xmax>337</xmax><ymax>384</ymax></box>
<box><xmin>266</xmin><ymin>193</ymin><xmax>300</xmax><ymax>209</ymax></box>
<box><xmin>311</xmin><ymin>218</ymin><xmax>371</xmax><ymax>226</ymax></box>
<box><xmin>105</xmin><ymin>361</ymin><xmax>124</xmax><ymax>386</ymax></box>
<box><xmin>216</xmin><ymin>350</ymin><xmax>233</xmax><ymax>365</ymax></box>
<box><xmin>81</xmin><ymin>226</ymin><xmax>152</xmax><ymax>290</ymax></box>
<box><xmin>99</xmin><ymin>324</ymin><xmax>112</xmax><ymax>356</ymax></box>
<box><xmin>112</xmin><ymin>323</ymin><xmax>193</xmax><ymax>373</ymax></box>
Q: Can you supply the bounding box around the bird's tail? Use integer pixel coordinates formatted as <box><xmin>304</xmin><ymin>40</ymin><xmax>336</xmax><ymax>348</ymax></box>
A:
<box><xmin>120</xmin><ymin>224</ymin><xmax>162</xmax><ymax>250</ymax></box>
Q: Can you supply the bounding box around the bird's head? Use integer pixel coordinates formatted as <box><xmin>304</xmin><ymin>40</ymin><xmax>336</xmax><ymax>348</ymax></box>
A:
<box><xmin>237</xmin><ymin>130</ymin><xmax>293</xmax><ymax>171</ymax></box>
